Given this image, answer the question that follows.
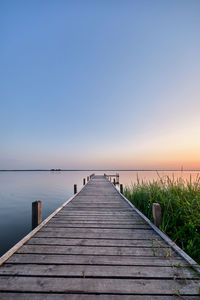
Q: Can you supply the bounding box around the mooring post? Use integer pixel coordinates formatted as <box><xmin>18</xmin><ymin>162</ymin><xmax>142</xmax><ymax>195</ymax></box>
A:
<box><xmin>152</xmin><ymin>203</ymin><xmax>162</xmax><ymax>227</ymax></box>
<box><xmin>74</xmin><ymin>184</ymin><xmax>77</xmax><ymax>194</ymax></box>
<box><xmin>83</xmin><ymin>178</ymin><xmax>86</xmax><ymax>185</ymax></box>
<box><xmin>32</xmin><ymin>201</ymin><xmax>42</xmax><ymax>230</ymax></box>
<box><xmin>120</xmin><ymin>184</ymin><xmax>123</xmax><ymax>194</ymax></box>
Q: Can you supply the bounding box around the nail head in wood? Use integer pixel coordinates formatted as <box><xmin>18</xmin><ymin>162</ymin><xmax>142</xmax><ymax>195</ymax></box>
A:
<box><xmin>32</xmin><ymin>201</ymin><xmax>42</xmax><ymax>230</ymax></box>
<box><xmin>152</xmin><ymin>203</ymin><xmax>162</xmax><ymax>227</ymax></box>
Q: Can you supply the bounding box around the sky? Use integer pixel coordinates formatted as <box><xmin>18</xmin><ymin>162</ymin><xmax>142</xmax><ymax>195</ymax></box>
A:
<box><xmin>1</xmin><ymin>0</ymin><xmax>200</xmax><ymax>170</ymax></box>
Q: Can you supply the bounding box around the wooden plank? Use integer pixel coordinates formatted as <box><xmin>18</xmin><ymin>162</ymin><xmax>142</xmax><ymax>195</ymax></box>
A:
<box><xmin>48</xmin><ymin>220</ymin><xmax>147</xmax><ymax>224</ymax></box>
<box><xmin>35</xmin><ymin>231</ymin><xmax>160</xmax><ymax>239</ymax></box>
<box><xmin>1</xmin><ymin>294</ymin><xmax>199</xmax><ymax>300</ymax></box>
<box><xmin>17</xmin><ymin>245</ymin><xmax>175</xmax><ymax>257</ymax></box>
<box><xmin>72</xmin><ymin>199</ymin><xmax>124</xmax><ymax>203</ymax></box>
<box><xmin>0</xmin><ymin>277</ymin><xmax>199</xmax><ymax>294</ymax></box>
<box><xmin>67</xmin><ymin>202</ymin><xmax>129</xmax><ymax>206</ymax></box>
<box><xmin>7</xmin><ymin>254</ymin><xmax>185</xmax><ymax>266</ymax></box>
<box><xmin>63</xmin><ymin>208</ymin><xmax>133</xmax><ymax>211</ymax></box>
<box><xmin>45</xmin><ymin>223</ymin><xmax>150</xmax><ymax>229</ymax></box>
<box><xmin>0</xmin><ymin>264</ymin><xmax>195</xmax><ymax>278</ymax></box>
<box><xmin>40</xmin><ymin>228</ymin><xmax>155</xmax><ymax>234</ymax></box>
<box><xmin>74</xmin><ymin>194</ymin><xmax>122</xmax><ymax>198</ymax></box>
<box><xmin>54</xmin><ymin>213</ymin><xmax>142</xmax><ymax>217</ymax></box>
<box><xmin>53</xmin><ymin>214</ymin><xmax>142</xmax><ymax>219</ymax></box>
<box><xmin>77</xmin><ymin>192</ymin><xmax>119</xmax><ymax>196</ymax></box>
<box><xmin>56</xmin><ymin>212</ymin><xmax>137</xmax><ymax>216</ymax></box>
<box><xmin>52</xmin><ymin>217</ymin><xmax>145</xmax><ymax>222</ymax></box>
<box><xmin>52</xmin><ymin>219</ymin><xmax>146</xmax><ymax>224</ymax></box>
<box><xmin>27</xmin><ymin>238</ymin><xmax>166</xmax><ymax>247</ymax></box>
<box><xmin>68</xmin><ymin>202</ymin><xmax>125</xmax><ymax>205</ymax></box>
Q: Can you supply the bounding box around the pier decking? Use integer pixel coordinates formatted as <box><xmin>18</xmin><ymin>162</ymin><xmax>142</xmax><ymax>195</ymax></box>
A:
<box><xmin>0</xmin><ymin>175</ymin><xmax>199</xmax><ymax>299</ymax></box>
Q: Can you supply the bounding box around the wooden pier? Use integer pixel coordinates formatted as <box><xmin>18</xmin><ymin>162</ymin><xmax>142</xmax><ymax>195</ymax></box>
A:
<box><xmin>0</xmin><ymin>175</ymin><xmax>199</xmax><ymax>299</ymax></box>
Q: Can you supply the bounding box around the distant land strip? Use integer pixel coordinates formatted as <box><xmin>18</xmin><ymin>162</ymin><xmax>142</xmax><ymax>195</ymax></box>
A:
<box><xmin>0</xmin><ymin>169</ymin><xmax>200</xmax><ymax>172</ymax></box>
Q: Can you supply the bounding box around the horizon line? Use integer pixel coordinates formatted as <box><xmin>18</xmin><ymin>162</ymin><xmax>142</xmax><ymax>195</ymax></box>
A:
<box><xmin>0</xmin><ymin>169</ymin><xmax>200</xmax><ymax>172</ymax></box>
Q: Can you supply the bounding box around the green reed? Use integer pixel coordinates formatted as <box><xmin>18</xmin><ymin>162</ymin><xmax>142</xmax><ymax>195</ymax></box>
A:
<box><xmin>124</xmin><ymin>174</ymin><xmax>200</xmax><ymax>264</ymax></box>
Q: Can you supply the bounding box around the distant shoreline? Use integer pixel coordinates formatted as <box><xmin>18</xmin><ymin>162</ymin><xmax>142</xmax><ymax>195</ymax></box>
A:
<box><xmin>0</xmin><ymin>169</ymin><xmax>200</xmax><ymax>172</ymax></box>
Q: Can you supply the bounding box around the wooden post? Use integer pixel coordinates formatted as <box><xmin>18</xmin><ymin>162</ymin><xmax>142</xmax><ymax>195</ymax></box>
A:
<box><xmin>120</xmin><ymin>184</ymin><xmax>123</xmax><ymax>194</ymax></box>
<box><xmin>152</xmin><ymin>203</ymin><xmax>162</xmax><ymax>227</ymax></box>
<box><xmin>87</xmin><ymin>176</ymin><xmax>89</xmax><ymax>182</ymax></box>
<box><xmin>113</xmin><ymin>178</ymin><xmax>116</xmax><ymax>185</ymax></box>
<box><xmin>83</xmin><ymin>178</ymin><xmax>86</xmax><ymax>185</ymax></box>
<box><xmin>32</xmin><ymin>201</ymin><xmax>42</xmax><ymax>230</ymax></box>
<box><xmin>74</xmin><ymin>184</ymin><xmax>77</xmax><ymax>194</ymax></box>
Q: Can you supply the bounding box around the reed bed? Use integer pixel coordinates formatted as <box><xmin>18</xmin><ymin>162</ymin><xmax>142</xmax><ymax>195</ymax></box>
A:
<box><xmin>124</xmin><ymin>174</ymin><xmax>200</xmax><ymax>264</ymax></box>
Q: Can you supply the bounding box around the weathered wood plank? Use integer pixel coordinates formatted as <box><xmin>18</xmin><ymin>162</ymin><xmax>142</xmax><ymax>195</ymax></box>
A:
<box><xmin>63</xmin><ymin>208</ymin><xmax>133</xmax><ymax>211</ymax></box>
<box><xmin>76</xmin><ymin>192</ymin><xmax>121</xmax><ymax>196</ymax></box>
<box><xmin>56</xmin><ymin>213</ymin><xmax>138</xmax><ymax>217</ymax></box>
<box><xmin>48</xmin><ymin>220</ymin><xmax>147</xmax><ymax>225</ymax></box>
<box><xmin>35</xmin><ymin>230</ymin><xmax>158</xmax><ymax>239</ymax></box>
<box><xmin>46</xmin><ymin>223</ymin><xmax>149</xmax><ymax>229</ymax></box>
<box><xmin>52</xmin><ymin>218</ymin><xmax>145</xmax><ymax>223</ymax></box>
<box><xmin>57</xmin><ymin>210</ymin><xmax>137</xmax><ymax>214</ymax></box>
<box><xmin>26</xmin><ymin>237</ymin><xmax>167</xmax><ymax>247</ymax></box>
<box><xmin>0</xmin><ymin>294</ymin><xmax>199</xmax><ymax>300</ymax></box>
<box><xmin>53</xmin><ymin>215</ymin><xmax>143</xmax><ymax>220</ymax></box>
<box><xmin>67</xmin><ymin>202</ymin><xmax>128</xmax><ymax>206</ymax></box>
<box><xmin>7</xmin><ymin>254</ymin><xmax>185</xmax><ymax>266</ymax></box>
<box><xmin>68</xmin><ymin>202</ymin><xmax>126</xmax><ymax>206</ymax></box>
<box><xmin>40</xmin><ymin>228</ymin><xmax>155</xmax><ymax>234</ymax></box>
<box><xmin>17</xmin><ymin>245</ymin><xmax>175</xmax><ymax>257</ymax></box>
<box><xmin>72</xmin><ymin>199</ymin><xmax>125</xmax><ymax>203</ymax></box>
<box><xmin>0</xmin><ymin>264</ymin><xmax>195</xmax><ymax>278</ymax></box>
<box><xmin>0</xmin><ymin>277</ymin><xmax>199</xmax><ymax>294</ymax></box>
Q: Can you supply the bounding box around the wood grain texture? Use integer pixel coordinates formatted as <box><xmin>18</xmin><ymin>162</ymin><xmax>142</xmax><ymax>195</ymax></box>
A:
<box><xmin>26</xmin><ymin>237</ymin><xmax>166</xmax><ymax>247</ymax></box>
<box><xmin>0</xmin><ymin>277</ymin><xmax>199</xmax><ymax>294</ymax></box>
<box><xmin>17</xmin><ymin>244</ymin><xmax>176</xmax><ymax>257</ymax></box>
<box><xmin>0</xmin><ymin>264</ymin><xmax>195</xmax><ymax>278</ymax></box>
<box><xmin>6</xmin><ymin>254</ymin><xmax>185</xmax><ymax>266</ymax></box>
<box><xmin>1</xmin><ymin>295</ymin><xmax>200</xmax><ymax>300</ymax></box>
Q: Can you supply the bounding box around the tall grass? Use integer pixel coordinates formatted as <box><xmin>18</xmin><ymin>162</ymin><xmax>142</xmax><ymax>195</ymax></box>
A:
<box><xmin>124</xmin><ymin>174</ymin><xmax>200</xmax><ymax>264</ymax></box>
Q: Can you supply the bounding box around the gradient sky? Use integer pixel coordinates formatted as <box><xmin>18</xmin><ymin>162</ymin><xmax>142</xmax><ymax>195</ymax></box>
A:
<box><xmin>1</xmin><ymin>0</ymin><xmax>200</xmax><ymax>169</ymax></box>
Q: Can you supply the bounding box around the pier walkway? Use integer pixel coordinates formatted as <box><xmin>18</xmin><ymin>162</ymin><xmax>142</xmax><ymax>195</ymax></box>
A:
<box><xmin>0</xmin><ymin>175</ymin><xmax>199</xmax><ymax>299</ymax></box>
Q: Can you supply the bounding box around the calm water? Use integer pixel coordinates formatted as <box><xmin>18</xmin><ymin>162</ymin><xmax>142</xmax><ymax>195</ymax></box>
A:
<box><xmin>0</xmin><ymin>170</ymin><xmax>199</xmax><ymax>256</ymax></box>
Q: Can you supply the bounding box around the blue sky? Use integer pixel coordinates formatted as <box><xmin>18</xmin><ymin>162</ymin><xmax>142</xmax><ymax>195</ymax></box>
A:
<box><xmin>1</xmin><ymin>0</ymin><xmax>200</xmax><ymax>169</ymax></box>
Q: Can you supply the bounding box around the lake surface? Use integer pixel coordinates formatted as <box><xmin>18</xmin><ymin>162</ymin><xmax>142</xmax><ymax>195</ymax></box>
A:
<box><xmin>0</xmin><ymin>170</ymin><xmax>199</xmax><ymax>256</ymax></box>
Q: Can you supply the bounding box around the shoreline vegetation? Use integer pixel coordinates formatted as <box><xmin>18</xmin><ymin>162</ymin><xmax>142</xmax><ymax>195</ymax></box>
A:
<box><xmin>124</xmin><ymin>174</ymin><xmax>200</xmax><ymax>264</ymax></box>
